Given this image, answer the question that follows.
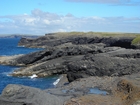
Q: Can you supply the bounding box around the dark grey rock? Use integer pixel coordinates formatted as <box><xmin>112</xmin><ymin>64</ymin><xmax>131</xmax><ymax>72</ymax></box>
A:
<box><xmin>0</xmin><ymin>100</ymin><xmax>32</xmax><ymax>105</ymax></box>
<box><xmin>67</xmin><ymin>51</ymin><xmax>140</xmax><ymax>82</ymax></box>
<box><xmin>15</xmin><ymin>50</ymin><xmax>52</xmax><ymax>65</ymax></box>
<box><xmin>11</xmin><ymin>45</ymin><xmax>140</xmax><ymax>82</ymax></box>
<box><xmin>0</xmin><ymin>84</ymin><xmax>64</xmax><ymax>105</ymax></box>
<box><xmin>1</xmin><ymin>34</ymin><xmax>140</xmax><ymax>105</ymax></box>
<box><xmin>2</xmin><ymin>35</ymin><xmax>140</xmax><ymax>82</ymax></box>
<box><xmin>18</xmin><ymin>35</ymin><xmax>135</xmax><ymax>49</ymax></box>
<box><xmin>14</xmin><ymin>43</ymin><xmax>106</xmax><ymax>66</ymax></box>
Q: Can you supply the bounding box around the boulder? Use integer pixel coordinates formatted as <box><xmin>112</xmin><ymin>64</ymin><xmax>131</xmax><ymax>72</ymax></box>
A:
<box><xmin>0</xmin><ymin>84</ymin><xmax>64</xmax><ymax>105</ymax></box>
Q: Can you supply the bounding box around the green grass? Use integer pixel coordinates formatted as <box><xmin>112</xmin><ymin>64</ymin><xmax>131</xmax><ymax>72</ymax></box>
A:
<box><xmin>131</xmin><ymin>36</ymin><xmax>140</xmax><ymax>45</ymax></box>
<box><xmin>45</xmin><ymin>31</ymin><xmax>140</xmax><ymax>39</ymax></box>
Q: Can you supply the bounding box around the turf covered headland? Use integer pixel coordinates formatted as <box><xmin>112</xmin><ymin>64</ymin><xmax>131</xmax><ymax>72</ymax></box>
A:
<box><xmin>132</xmin><ymin>36</ymin><xmax>140</xmax><ymax>48</ymax></box>
<box><xmin>0</xmin><ymin>32</ymin><xmax>140</xmax><ymax>105</ymax></box>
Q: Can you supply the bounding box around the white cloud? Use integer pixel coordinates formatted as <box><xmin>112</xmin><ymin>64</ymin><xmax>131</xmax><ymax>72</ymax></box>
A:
<box><xmin>0</xmin><ymin>9</ymin><xmax>140</xmax><ymax>35</ymax></box>
<box><xmin>43</xmin><ymin>19</ymin><xmax>50</xmax><ymax>25</ymax></box>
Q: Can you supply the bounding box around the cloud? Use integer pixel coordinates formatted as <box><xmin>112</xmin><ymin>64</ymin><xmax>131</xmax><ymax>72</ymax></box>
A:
<box><xmin>0</xmin><ymin>9</ymin><xmax>140</xmax><ymax>35</ymax></box>
<box><xmin>64</xmin><ymin>0</ymin><xmax>140</xmax><ymax>6</ymax></box>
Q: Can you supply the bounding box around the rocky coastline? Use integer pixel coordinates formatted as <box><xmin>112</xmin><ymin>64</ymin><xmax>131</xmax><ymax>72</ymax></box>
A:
<box><xmin>0</xmin><ymin>32</ymin><xmax>140</xmax><ymax>105</ymax></box>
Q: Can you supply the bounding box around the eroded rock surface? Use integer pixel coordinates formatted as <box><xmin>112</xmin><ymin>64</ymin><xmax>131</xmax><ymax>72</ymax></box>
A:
<box><xmin>10</xmin><ymin>47</ymin><xmax>140</xmax><ymax>83</ymax></box>
<box><xmin>63</xmin><ymin>73</ymin><xmax>140</xmax><ymax>105</ymax></box>
<box><xmin>0</xmin><ymin>35</ymin><xmax>140</xmax><ymax>82</ymax></box>
<box><xmin>0</xmin><ymin>34</ymin><xmax>140</xmax><ymax>105</ymax></box>
<box><xmin>1</xmin><ymin>73</ymin><xmax>140</xmax><ymax>105</ymax></box>
<box><xmin>18</xmin><ymin>35</ymin><xmax>134</xmax><ymax>49</ymax></box>
<box><xmin>0</xmin><ymin>84</ymin><xmax>64</xmax><ymax>105</ymax></box>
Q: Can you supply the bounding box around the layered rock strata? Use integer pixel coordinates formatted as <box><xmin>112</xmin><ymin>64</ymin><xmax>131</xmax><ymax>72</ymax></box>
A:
<box><xmin>0</xmin><ymin>35</ymin><xmax>140</xmax><ymax>82</ymax></box>
<box><xmin>0</xmin><ymin>33</ymin><xmax>140</xmax><ymax>104</ymax></box>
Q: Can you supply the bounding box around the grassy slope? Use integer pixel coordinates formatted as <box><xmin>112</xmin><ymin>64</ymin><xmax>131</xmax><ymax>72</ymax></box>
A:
<box><xmin>132</xmin><ymin>36</ymin><xmax>140</xmax><ymax>45</ymax></box>
<box><xmin>46</xmin><ymin>31</ymin><xmax>140</xmax><ymax>45</ymax></box>
<box><xmin>46</xmin><ymin>31</ymin><xmax>140</xmax><ymax>38</ymax></box>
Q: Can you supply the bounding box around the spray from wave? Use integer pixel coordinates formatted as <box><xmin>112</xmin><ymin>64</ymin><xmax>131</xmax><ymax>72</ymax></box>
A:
<box><xmin>29</xmin><ymin>74</ymin><xmax>38</xmax><ymax>79</ymax></box>
<box><xmin>53</xmin><ymin>75</ymin><xmax>63</xmax><ymax>86</ymax></box>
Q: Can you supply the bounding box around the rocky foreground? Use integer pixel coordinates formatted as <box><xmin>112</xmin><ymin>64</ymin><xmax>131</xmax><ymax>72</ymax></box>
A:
<box><xmin>0</xmin><ymin>33</ymin><xmax>140</xmax><ymax>105</ymax></box>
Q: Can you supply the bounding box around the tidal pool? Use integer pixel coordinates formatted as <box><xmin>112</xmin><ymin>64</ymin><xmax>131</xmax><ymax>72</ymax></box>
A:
<box><xmin>88</xmin><ymin>87</ymin><xmax>108</xmax><ymax>95</ymax></box>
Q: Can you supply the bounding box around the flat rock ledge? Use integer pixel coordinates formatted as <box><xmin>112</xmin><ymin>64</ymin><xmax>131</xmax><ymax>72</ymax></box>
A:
<box><xmin>0</xmin><ymin>55</ymin><xmax>24</xmax><ymax>66</ymax></box>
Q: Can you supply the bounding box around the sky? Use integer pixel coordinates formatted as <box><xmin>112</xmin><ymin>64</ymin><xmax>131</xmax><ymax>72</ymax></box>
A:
<box><xmin>0</xmin><ymin>0</ymin><xmax>140</xmax><ymax>35</ymax></box>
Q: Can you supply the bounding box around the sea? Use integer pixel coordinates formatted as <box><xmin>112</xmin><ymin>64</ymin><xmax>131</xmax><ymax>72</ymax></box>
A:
<box><xmin>0</xmin><ymin>38</ymin><xmax>59</xmax><ymax>94</ymax></box>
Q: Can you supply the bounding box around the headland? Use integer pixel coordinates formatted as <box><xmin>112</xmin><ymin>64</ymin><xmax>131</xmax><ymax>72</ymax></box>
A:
<box><xmin>0</xmin><ymin>32</ymin><xmax>140</xmax><ymax>105</ymax></box>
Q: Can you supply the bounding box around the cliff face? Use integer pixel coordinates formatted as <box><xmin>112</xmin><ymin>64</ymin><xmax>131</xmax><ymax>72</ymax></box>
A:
<box><xmin>18</xmin><ymin>35</ymin><xmax>135</xmax><ymax>49</ymax></box>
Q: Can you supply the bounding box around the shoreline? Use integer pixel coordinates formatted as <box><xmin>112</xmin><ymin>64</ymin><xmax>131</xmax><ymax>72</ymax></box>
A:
<box><xmin>1</xmin><ymin>73</ymin><xmax>140</xmax><ymax>105</ymax></box>
<box><xmin>46</xmin><ymin>73</ymin><xmax>140</xmax><ymax>105</ymax></box>
<box><xmin>0</xmin><ymin>33</ymin><xmax>140</xmax><ymax>105</ymax></box>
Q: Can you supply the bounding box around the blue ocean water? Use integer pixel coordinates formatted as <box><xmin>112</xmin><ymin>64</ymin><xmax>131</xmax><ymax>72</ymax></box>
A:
<box><xmin>0</xmin><ymin>38</ymin><xmax>41</xmax><ymax>55</ymax></box>
<box><xmin>0</xmin><ymin>38</ymin><xmax>59</xmax><ymax>94</ymax></box>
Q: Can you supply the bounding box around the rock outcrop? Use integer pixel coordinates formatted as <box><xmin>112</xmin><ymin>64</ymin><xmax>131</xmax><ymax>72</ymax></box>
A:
<box><xmin>65</xmin><ymin>78</ymin><xmax>140</xmax><ymax>105</ymax></box>
<box><xmin>0</xmin><ymin>33</ymin><xmax>140</xmax><ymax>105</ymax></box>
<box><xmin>0</xmin><ymin>34</ymin><xmax>140</xmax><ymax>82</ymax></box>
<box><xmin>0</xmin><ymin>84</ymin><xmax>64</xmax><ymax>105</ymax></box>
<box><xmin>10</xmin><ymin>47</ymin><xmax>140</xmax><ymax>82</ymax></box>
<box><xmin>18</xmin><ymin>35</ymin><xmax>135</xmax><ymax>49</ymax></box>
<box><xmin>1</xmin><ymin>73</ymin><xmax>140</xmax><ymax>105</ymax></box>
<box><xmin>67</xmin><ymin>49</ymin><xmax>140</xmax><ymax>82</ymax></box>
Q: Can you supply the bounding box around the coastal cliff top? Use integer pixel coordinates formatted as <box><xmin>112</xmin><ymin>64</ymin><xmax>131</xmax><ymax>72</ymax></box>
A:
<box><xmin>45</xmin><ymin>31</ymin><xmax>140</xmax><ymax>38</ymax></box>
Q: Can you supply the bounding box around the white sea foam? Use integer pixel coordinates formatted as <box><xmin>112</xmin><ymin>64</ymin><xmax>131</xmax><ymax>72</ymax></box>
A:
<box><xmin>53</xmin><ymin>78</ymin><xmax>60</xmax><ymax>85</ymax></box>
<box><xmin>30</xmin><ymin>74</ymin><xmax>38</xmax><ymax>79</ymax></box>
<box><xmin>53</xmin><ymin>75</ymin><xmax>63</xmax><ymax>86</ymax></box>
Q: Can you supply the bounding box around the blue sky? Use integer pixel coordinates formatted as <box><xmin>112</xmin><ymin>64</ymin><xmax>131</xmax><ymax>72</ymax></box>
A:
<box><xmin>0</xmin><ymin>0</ymin><xmax>140</xmax><ymax>35</ymax></box>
